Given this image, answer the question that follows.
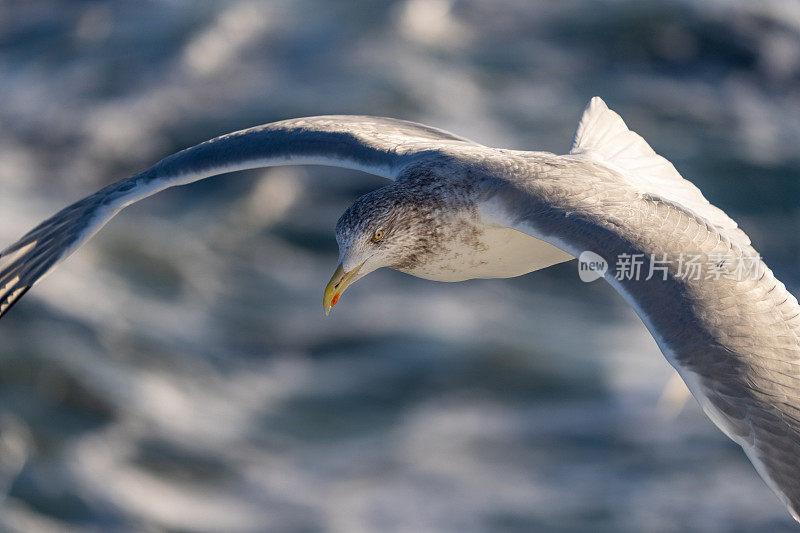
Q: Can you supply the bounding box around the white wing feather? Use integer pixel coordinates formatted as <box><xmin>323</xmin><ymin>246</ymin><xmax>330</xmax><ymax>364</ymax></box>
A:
<box><xmin>569</xmin><ymin>97</ymin><xmax>749</xmax><ymax>246</ymax></box>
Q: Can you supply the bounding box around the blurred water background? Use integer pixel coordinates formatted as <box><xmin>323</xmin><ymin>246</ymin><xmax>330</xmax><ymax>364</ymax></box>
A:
<box><xmin>0</xmin><ymin>1</ymin><xmax>799</xmax><ymax>531</ymax></box>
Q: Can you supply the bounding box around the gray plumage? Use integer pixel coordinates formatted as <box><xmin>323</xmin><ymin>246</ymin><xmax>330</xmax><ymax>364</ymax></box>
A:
<box><xmin>1</xmin><ymin>98</ymin><xmax>798</xmax><ymax>521</ymax></box>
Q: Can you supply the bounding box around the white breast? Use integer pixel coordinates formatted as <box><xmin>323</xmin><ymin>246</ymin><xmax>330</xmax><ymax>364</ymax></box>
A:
<box><xmin>405</xmin><ymin>225</ymin><xmax>574</xmax><ymax>282</ymax></box>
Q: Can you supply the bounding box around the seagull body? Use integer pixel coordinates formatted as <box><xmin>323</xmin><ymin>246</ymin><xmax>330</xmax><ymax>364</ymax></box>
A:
<box><xmin>2</xmin><ymin>98</ymin><xmax>799</xmax><ymax>521</ymax></box>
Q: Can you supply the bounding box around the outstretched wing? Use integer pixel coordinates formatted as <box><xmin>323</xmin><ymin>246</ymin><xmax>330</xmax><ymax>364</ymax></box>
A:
<box><xmin>0</xmin><ymin>115</ymin><xmax>478</xmax><ymax>318</ymax></box>
<box><xmin>481</xmin><ymin>99</ymin><xmax>800</xmax><ymax>521</ymax></box>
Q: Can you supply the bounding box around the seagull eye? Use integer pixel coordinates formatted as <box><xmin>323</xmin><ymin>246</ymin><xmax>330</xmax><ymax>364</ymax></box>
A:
<box><xmin>372</xmin><ymin>228</ymin><xmax>384</xmax><ymax>242</ymax></box>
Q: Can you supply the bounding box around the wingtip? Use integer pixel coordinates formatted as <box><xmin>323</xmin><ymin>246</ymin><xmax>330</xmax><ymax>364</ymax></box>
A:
<box><xmin>0</xmin><ymin>285</ymin><xmax>30</xmax><ymax>321</ymax></box>
<box><xmin>587</xmin><ymin>96</ymin><xmax>608</xmax><ymax>111</ymax></box>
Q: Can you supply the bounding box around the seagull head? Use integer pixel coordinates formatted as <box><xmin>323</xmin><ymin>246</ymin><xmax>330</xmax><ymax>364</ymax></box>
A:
<box><xmin>323</xmin><ymin>186</ymin><xmax>431</xmax><ymax>315</ymax></box>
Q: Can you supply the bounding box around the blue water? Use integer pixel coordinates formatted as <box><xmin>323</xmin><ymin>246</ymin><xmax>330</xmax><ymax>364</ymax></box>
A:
<box><xmin>0</xmin><ymin>1</ymin><xmax>798</xmax><ymax>531</ymax></box>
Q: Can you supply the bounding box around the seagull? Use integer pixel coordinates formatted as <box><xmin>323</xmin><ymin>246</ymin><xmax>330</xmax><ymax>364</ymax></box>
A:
<box><xmin>1</xmin><ymin>97</ymin><xmax>798</xmax><ymax>521</ymax></box>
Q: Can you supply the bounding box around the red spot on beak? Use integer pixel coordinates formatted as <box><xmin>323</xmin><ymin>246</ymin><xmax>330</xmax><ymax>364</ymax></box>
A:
<box><xmin>331</xmin><ymin>293</ymin><xmax>340</xmax><ymax>307</ymax></box>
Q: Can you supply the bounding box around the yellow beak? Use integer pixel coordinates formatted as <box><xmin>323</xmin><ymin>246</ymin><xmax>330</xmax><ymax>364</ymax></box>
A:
<box><xmin>323</xmin><ymin>262</ymin><xmax>364</xmax><ymax>315</ymax></box>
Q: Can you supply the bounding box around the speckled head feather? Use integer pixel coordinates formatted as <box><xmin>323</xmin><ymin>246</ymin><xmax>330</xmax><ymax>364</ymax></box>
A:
<box><xmin>334</xmin><ymin>182</ymin><xmax>452</xmax><ymax>276</ymax></box>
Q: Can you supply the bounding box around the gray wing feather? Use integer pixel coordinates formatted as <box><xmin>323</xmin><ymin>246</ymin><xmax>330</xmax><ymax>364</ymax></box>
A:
<box><xmin>154</xmin><ymin>115</ymin><xmax>476</xmax><ymax>182</ymax></box>
<box><xmin>0</xmin><ymin>115</ymin><xmax>477</xmax><ymax>317</ymax></box>
<box><xmin>480</xmin><ymin>153</ymin><xmax>800</xmax><ymax>521</ymax></box>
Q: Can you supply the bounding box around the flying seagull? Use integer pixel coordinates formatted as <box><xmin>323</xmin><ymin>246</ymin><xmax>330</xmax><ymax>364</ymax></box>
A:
<box><xmin>1</xmin><ymin>98</ymin><xmax>798</xmax><ymax>521</ymax></box>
